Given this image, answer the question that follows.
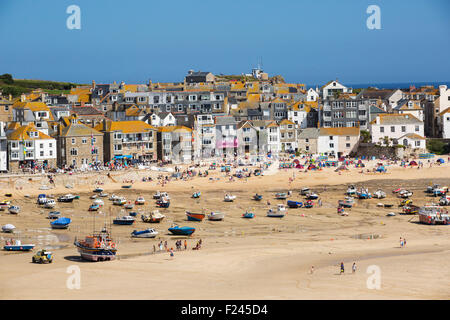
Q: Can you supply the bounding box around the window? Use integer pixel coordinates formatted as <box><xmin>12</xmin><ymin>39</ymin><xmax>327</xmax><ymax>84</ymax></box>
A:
<box><xmin>82</xmin><ymin>138</ymin><xmax>87</xmax><ymax>144</ymax></box>
<box><xmin>25</xmin><ymin>141</ymin><xmax>33</xmax><ymax>148</ymax></box>
<box><xmin>415</xmin><ymin>125</ymin><xmax>420</xmax><ymax>132</ymax></box>
<box><xmin>40</xmin><ymin>151</ymin><xmax>44</xmax><ymax>157</ymax></box>
<box><xmin>11</xmin><ymin>152</ymin><xmax>19</xmax><ymax>159</ymax></box>
<box><xmin>346</xmin><ymin>136</ymin><xmax>350</xmax><ymax>141</ymax></box>
<box><xmin>390</xmin><ymin>126</ymin><xmax>395</xmax><ymax>133</ymax></box>
<box><xmin>71</xmin><ymin>138</ymin><xmax>76</xmax><ymax>144</ymax></box>
<box><xmin>70</xmin><ymin>148</ymin><xmax>77</xmax><ymax>156</ymax></box>
<box><xmin>329</xmin><ymin>143</ymin><xmax>334</xmax><ymax>148</ymax></box>
<box><xmin>401</xmin><ymin>126</ymin><xmax>406</xmax><ymax>133</ymax></box>
<box><xmin>415</xmin><ymin>141</ymin><xmax>420</xmax><ymax>147</ymax></box>
<box><xmin>305</xmin><ymin>146</ymin><xmax>309</xmax><ymax>151</ymax></box>
<box><xmin>49</xmin><ymin>150</ymin><xmax>53</xmax><ymax>156</ymax></box>
<box><xmin>305</xmin><ymin>138</ymin><xmax>309</xmax><ymax>143</ymax></box>
<box><xmin>92</xmin><ymin>137</ymin><xmax>96</xmax><ymax>143</ymax></box>
<box><xmin>114</xmin><ymin>144</ymin><xmax>122</xmax><ymax>151</ymax></box>
<box><xmin>39</xmin><ymin>143</ymin><xmax>43</xmax><ymax>148</ymax></box>
<box><xmin>92</xmin><ymin>148</ymin><xmax>98</xmax><ymax>155</ymax></box>
<box><xmin>49</xmin><ymin>143</ymin><xmax>52</xmax><ymax>148</ymax></box>
<box><xmin>329</xmin><ymin>136</ymin><xmax>333</xmax><ymax>140</ymax></box>
<box><xmin>11</xmin><ymin>142</ymin><xmax>18</xmax><ymax>149</ymax></box>
<box><xmin>380</xmin><ymin>126</ymin><xmax>384</xmax><ymax>133</ymax></box>
<box><xmin>346</xmin><ymin>143</ymin><xmax>351</xmax><ymax>148</ymax></box>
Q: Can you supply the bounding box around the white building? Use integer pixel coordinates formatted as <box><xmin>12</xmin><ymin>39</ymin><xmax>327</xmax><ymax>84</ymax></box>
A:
<box><xmin>7</xmin><ymin>123</ymin><xmax>57</xmax><ymax>170</ymax></box>
<box><xmin>321</xmin><ymin>80</ymin><xmax>351</xmax><ymax>99</ymax></box>
<box><xmin>394</xmin><ymin>100</ymin><xmax>424</xmax><ymax>121</ymax></box>
<box><xmin>369</xmin><ymin>114</ymin><xmax>426</xmax><ymax>149</ymax></box>
<box><xmin>306</xmin><ymin>88</ymin><xmax>319</xmax><ymax>102</ymax></box>
<box><xmin>194</xmin><ymin>114</ymin><xmax>216</xmax><ymax>159</ymax></box>
<box><xmin>435</xmin><ymin>85</ymin><xmax>450</xmax><ymax>114</ymax></box>
<box><xmin>437</xmin><ymin>108</ymin><xmax>450</xmax><ymax>139</ymax></box>
<box><xmin>148</xmin><ymin>112</ymin><xmax>176</xmax><ymax>127</ymax></box>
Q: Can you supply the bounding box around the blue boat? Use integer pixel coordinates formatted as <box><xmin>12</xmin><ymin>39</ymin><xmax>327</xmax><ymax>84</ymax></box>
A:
<box><xmin>253</xmin><ymin>194</ymin><xmax>263</xmax><ymax>201</ymax></box>
<box><xmin>168</xmin><ymin>226</ymin><xmax>195</xmax><ymax>236</ymax></box>
<box><xmin>89</xmin><ymin>204</ymin><xmax>100</xmax><ymax>211</ymax></box>
<box><xmin>113</xmin><ymin>216</ymin><xmax>135</xmax><ymax>225</ymax></box>
<box><xmin>51</xmin><ymin>217</ymin><xmax>71</xmax><ymax>229</ymax></box>
<box><xmin>3</xmin><ymin>240</ymin><xmax>35</xmax><ymax>251</ymax></box>
<box><xmin>242</xmin><ymin>212</ymin><xmax>255</xmax><ymax>219</ymax></box>
<box><xmin>192</xmin><ymin>192</ymin><xmax>201</xmax><ymax>199</ymax></box>
<box><xmin>156</xmin><ymin>199</ymin><xmax>170</xmax><ymax>208</ymax></box>
<box><xmin>287</xmin><ymin>200</ymin><xmax>303</xmax><ymax>208</ymax></box>
<box><xmin>129</xmin><ymin>211</ymin><xmax>138</xmax><ymax>217</ymax></box>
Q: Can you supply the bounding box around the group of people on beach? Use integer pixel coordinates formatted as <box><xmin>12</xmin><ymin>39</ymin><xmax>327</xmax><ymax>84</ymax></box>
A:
<box><xmin>153</xmin><ymin>239</ymin><xmax>203</xmax><ymax>257</ymax></box>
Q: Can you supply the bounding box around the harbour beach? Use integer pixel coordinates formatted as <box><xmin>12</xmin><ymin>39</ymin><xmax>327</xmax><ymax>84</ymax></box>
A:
<box><xmin>0</xmin><ymin>158</ymin><xmax>449</xmax><ymax>299</ymax></box>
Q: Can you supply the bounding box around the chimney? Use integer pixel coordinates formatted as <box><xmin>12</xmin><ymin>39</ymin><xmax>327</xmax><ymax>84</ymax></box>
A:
<box><xmin>92</xmin><ymin>80</ymin><xmax>96</xmax><ymax>88</ymax></box>
<box><xmin>376</xmin><ymin>116</ymin><xmax>380</xmax><ymax>125</ymax></box>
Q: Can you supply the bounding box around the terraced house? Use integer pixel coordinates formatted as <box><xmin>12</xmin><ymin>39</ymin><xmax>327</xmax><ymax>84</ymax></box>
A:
<box><xmin>157</xmin><ymin>126</ymin><xmax>193</xmax><ymax>163</ymax></box>
<box><xmin>55</xmin><ymin>115</ymin><xmax>103</xmax><ymax>168</ymax></box>
<box><xmin>6</xmin><ymin>123</ymin><xmax>57</xmax><ymax>171</ymax></box>
<box><xmin>95</xmin><ymin>120</ymin><xmax>157</xmax><ymax>163</ymax></box>
<box><xmin>279</xmin><ymin>119</ymin><xmax>297</xmax><ymax>152</ymax></box>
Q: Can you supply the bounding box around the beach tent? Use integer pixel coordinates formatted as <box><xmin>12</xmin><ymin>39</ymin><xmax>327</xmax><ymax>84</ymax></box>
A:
<box><xmin>376</xmin><ymin>166</ymin><xmax>386</xmax><ymax>173</ymax></box>
<box><xmin>409</xmin><ymin>161</ymin><xmax>418</xmax><ymax>166</ymax></box>
<box><xmin>437</xmin><ymin>158</ymin><xmax>445</xmax><ymax>164</ymax></box>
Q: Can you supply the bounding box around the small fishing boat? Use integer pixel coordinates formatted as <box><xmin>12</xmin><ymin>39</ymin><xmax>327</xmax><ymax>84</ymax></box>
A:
<box><xmin>109</xmin><ymin>194</ymin><xmax>119</xmax><ymax>201</ymax></box>
<box><xmin>153</xmin><ymin>191</ymin><xmax>162</xmax><ymax>199</ymax></box>
<box><xmin>242</xmin><ymin>212</ymin><xmax>255</xmax><ymax>219</ymax></box>
<box><xmin>74</xmin><ymin>226</ymin><xmax>117</xmax><ymax>261</ymax></box>
<box><xmin>4</xmin><ymin>193</ymin><xmax>12</xmax><ymax>197</ymax></box>
<box><xmin>224</xmin><ymin>194</ymin><xmax>236</xmax><ymax>202</ymax></box>
<box><xmin>50</xmin><ymin>217</ymin><xmax>72</xmax><ymax>229</ymax></box>
<box><xmin>129</xmin><ymin>211</ymin><xmax>138</xmax><ymax>217</ymax></box>
<box><xmin>90</xmin><ymin>195</ymin><xmax>98</xmax><ymax>199</ymax></box>
<box><xmin>93</xmin><ymin>187</ymin><xmax>103</xmax><ymax>193</ymax></box>
<box><xmin>252</xmin><ymin>194</ymin><xmax>263</xmax><ymax>201</ymax></box>
<box><xmin>124</xmin><ymin>202</ymin><xmax>134</xmax><ymax>210</ymax></box>
<box><xmin>113</xmin><ymin>216</ymin><xmax>135</xmax><ymax>225</ymax></box>
<box><xmin>186</xmin><ymin>211</ymin><xmax>206</xmax><ymax>221</ymax></box>
<box><xmin>433</xmin><ymin>187</ymin><xmax>448</xmax><ymax>197</ymax></box>
<box><xmin>43</xmin><ymin>199</ymin><xmax>56</xmax><ymax>209</ymax></box>
<box><xmin>192</xmin><ymin>191</ymin><xmax>201</xmax><ymax>199</ymax></box>
<box><xmin>208</xmin><ymin>212</ymin><xmax>225</xmax><ymax>221</ymax></box>
<box><xmin>141</xmin><ymin>210</ymin><xmax>165</xmax><ymax>223</ymax></box>
<box><xmin>356</xmin><ymin>189</ymin><xmax>372</xmax><ymax>199</ymax></box>
<box><xmin>135</xmin><ymin>196</ymin><xmax>145</xmax><ymax>205</ymax></box>
<box><xmin>373</xmin><ymin>189</ymin><xmax>386</xmax><ymax>199</ymax></box>
<box><xmin>88</xmin><ymin>204</ymin><xmax>100</xmax><ymax>211</ymax></box>
<box><xmin>346</xmin><ymin>185</ymin><xmax>357</xmax><ymax>196</ymax></box>
<box><xmin>402</xmin><ymin>205</ymin><xmax>420</xmax><ymax>215</ymax></box>
<box><xmin>418</xmin><ymin>205</ymin><xmax>450</xmax><ymax>225</ymax></box>
<box><xmin>131</xmin><ymin>228</ymin><xmax>158</xmax><ymax>238</ymax></box>
<box><xmin>168</xmin><ymin>225</ymin><xmax>195</xmax><ymax>236</ymax></box>
<box><xmin>2</xmin><ymin>224</ymin><xmax>15</xmax><ymax>233</ymax></box>
<box><xmin>267</xmin><ymin>204</ymin><xmax>287</xmax><ymax>218</ymax></box>
<box><xmin>287</xmin><ymin>200</ymin><xmax>303</xmax><ymax>208</ymax></box>
<box><xmin>99</xmin><ymin>192</ymin><xmax>108</xmax><ymax>198</ymax></box>
<box><xmin>0</xmin><ymin>200</ymin><xmax>10</xmax><ymax>210</ymax></box>
<box><xmin>304</xmin><ymin>200</ymin><xmax>314</xmax><ymax>208</ymax></box>
<box><xmin>121</xmin><ymin>185</ymin><xmax>132</xmax><ymax>189</ymax></box>
<box><xmin>93</xmin><ymin>198</ymin><xmax>104</xmax><ymax>206</ymax></box>
<box><xmin>4</xmin><ymin>240</ymin><xmax>35</xmax><ymax>251</ymax></box>
<box><xmin>439</xmin><ymin>195</ymin><xmax>450</xmax><ymax>206</ymax></box>
<box><xmin>48</xmin><ymin>211</ymin><xmax>61</xmax><ymax>219</ymax></box>
<box><xmin>156</xmin><ymin>198</ymin><xmax>170</xmax><ymax>208</ymax></box>
<box><xmin>398</xmin><ymin>190</ymin><xmax>413</xmax><ymax>198</ymax></box>
<box><xmin>275</xmin><ymin>192</ymin><xmax>287</xmax><ymax>200</ymax></box>
<box><xmin>338</xmin><ymin>197</ymin><xmax>354</xmax><ymax>208</ymax></box>
<box><xmin>113</xmin><ymin>197</ymin><xmax>127</xmax><ymax>206</ymax></box>
<box><xmin>8</xmin><ymin>205</ymin><xmax>20</xmax><ymax>214</ymax></box>
<box><xmin>300</xmin><ymin>187</ymin><xmax>310</xmax><ymax>196</ymax></box>
<box><xmin>399</xmin><ymin>199</ymin><xmax>413</xmax><ymax>207</ymax></box>
<box><xmin>57</xmin><ymin>194</ymin><xmax>76</xmax><ymax>202</ymax></box>
<box><xmin>305</xmin><ymin>192</ymin><xmax>319</xmax><ymax>200</ymax></box>
<box><xmin>37</xmin><ymin>194</ymin><xmax>47</xmax><ymax>205</ymax></box>
<box><xmin>426</xmin><ymin>184</ymin><xmax>440</xmax><ymax>194</ymax></box>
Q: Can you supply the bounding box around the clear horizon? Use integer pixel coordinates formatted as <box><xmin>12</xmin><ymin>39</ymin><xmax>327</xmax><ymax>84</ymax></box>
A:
<box><xmin>1</xmin><ymin>0</ymin><xmax>449</xmax><ymax>85</ymax></box>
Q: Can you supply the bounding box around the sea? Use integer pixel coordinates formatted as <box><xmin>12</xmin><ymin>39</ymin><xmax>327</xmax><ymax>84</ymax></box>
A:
<box><xmin>306</xmin><ymin>81</ymin><xmax>450</xmax><ymax>90</ymax></box>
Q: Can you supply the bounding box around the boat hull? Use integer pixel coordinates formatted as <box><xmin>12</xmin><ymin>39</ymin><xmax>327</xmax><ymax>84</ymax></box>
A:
<box><xmin>4</xmin><ymin>245</ymin><xmax>35</xmax><ymax>251</ymax></box>
<box><xmin>168</xmin><ymin>227</ymin><xmax>195</xmax><ymax>236</ymax></box>
<box><xmin>186</xmin><ymin>212</ymin><xmax>205</xmax><ymax>221</ymax></box>
<box><xmin>287</xmin><ymin>201</ymin><xmax>302</xmax><ymax>208</ymax></box>
<box><xmin>113</xmin><ymin>220</ymin><xmax>135</xmax><ymax>225</ymax></box>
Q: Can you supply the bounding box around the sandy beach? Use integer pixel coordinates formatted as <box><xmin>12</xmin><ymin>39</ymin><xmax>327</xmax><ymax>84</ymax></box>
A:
<box><xmin>1</xmin><ymin>159</ymin><xmax>449</xmax><ymax>300</ymax></box>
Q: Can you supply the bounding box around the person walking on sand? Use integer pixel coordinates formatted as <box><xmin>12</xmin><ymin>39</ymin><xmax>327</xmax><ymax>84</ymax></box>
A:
<box><xmin>164</xmin><ymin>240</ymin><xmax>168</xmax><ymax>251</ymax></box>
<box><xmin>153</xmin><ymin>245</ymin><xmax>156</xmax><ymax>254</ymax></box>
<box><xmin>170</xmin><ymin>248</ymin><xmax>174</xmax><ymax>258</ymax></box>
<box><xmin>184</xmin><ymin>239</ymin><xmax>187</xmax><ymax>250</ymax></box>
<box><xmin>400</xmin><ymin>237</ymin><xmax>404</xmax><ymax>248</ymax></box>
<box><xmin>310</xmin><ymin>266</ymin><xmax>314</xmax><ymax>274</ymax></box>
<box><xmin>340</xmin><ymin>262</ymin><xmax>345</xmax><ymax>274</ymax></box>
<box><xmin>352</xmin><ymin>262</ymin><xmax>357</xmax><ymax>274</ymax></box>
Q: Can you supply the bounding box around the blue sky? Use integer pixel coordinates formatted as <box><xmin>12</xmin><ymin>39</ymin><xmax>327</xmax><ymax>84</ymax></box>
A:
<box><xmin>0</xmin><ymin>0</ymin><xmax>449</xmax><ymax>86</ymax></box>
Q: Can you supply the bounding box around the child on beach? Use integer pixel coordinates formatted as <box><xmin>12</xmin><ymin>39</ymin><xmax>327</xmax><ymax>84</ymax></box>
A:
<box><xmin>170</xmin><ymin>248</ymin><xmax>174</xmax><ymax>258</ymax></box>
<box><xmin>340</xmin><ymin>262</ymin><xmax>345</xmax><ymax>274</ymax></box>
<box><xmin>352</xmin><ymin>262</ymin><xmax>357</xmax><ymax>274</ymax></box>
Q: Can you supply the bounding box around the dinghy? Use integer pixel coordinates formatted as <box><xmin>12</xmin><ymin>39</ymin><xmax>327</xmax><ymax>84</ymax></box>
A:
<box><xmin>192</xmin><ymin>191</ymin><xmax>201</xmax><ymax>199</ymax></box>
<box><xmin>338</xmin><ymin>197</ymin><xmax>354</xmax><ymax>208</ymax></box>
<box><xmin>37</xmin><ymin>194</ymin><xmax>47</xmax><ymax>205</ymax></box>
<box><xmin>208</xmin><ymin>212</ymin><xmax>225</xmax><ymax>221</ymax></box>
<box><xmin>43</xmin><ymin>199</ymin><xmax>56</xmax><ymax>209</ymax></box>
<box><xmin>93</xmin><ymin>198</ymin><xmax>104</xmax><ymax>206</ymax></box>
<box><xmin>373</xmin><ymin>189</ymin><xmax>386</xmax><ymax>199</ymax></box>
<box><xmin>267</xmin><ymin>204</ymin><xmax>287</xmax><ymax>218</ymax></box>
<box><xmin>93</xmin><ymin>187</ymin><xmax>103</xmax><ymax>193</ymax></box>
<box><xmin>287</xmin><ymin>200</ymin><xmax>303</xmax><ymax>208</ymax></box>
<box><xmin>113</xmin><ymin>216</ymin><xmax>135</xmax><ymax>225</ymax></box>
<box><xmin>305</xmin><ymin>192</ymin><xmax>319</xmax><ymax>200</ymax></box>
<box><xmin>304</xmin><ymin>200</ymin><xmax>314</xmax><ymax>208</ymax></box>
<box><xmin>135</xmin><ymin>196</ymin><xmax>145</xmax><ymax>205</ymax></box>
<box><xmin>168</xmin><ymin>225</ymin><xmax>195</xmax><ymax>236</ymax></box>
<box><xmin>57</xmin><ymin>194</ymin><xmax>76</xmax><ymax>202</ymax></box>
<box><xmin>124</xmin><ymin>202</ymin><xmax>134</xmax><ymax>210</ymax></box>
<box><xmin>51</xmin><ymin>217</ymin><xmax>71</xmax><ymax>229</ymax></box>
<box><xmin>8</xmin><ymin>206</ymin><xmax>20</xmax><ymax>214</ymax></box>
<box><xmin>3</xmin><ymin>239</ymin><xmax>34</xmax><ymax>251</ymax></box>
<box><xmin>300</xmin><ymin>187</ymin><xmax>310</xmax><ymax>196</ymax></box>
<box><xmin>386</xmin><ymin>212</ymin><xmax>396</xmax><ymax>216</ymax></box>
<box><xmin>252</xmin><ymin>194</ymin><xmax>263</xmax><ymax>201</ymax></box>
<box><xmin>99</xmin><ymin>192</ymin><xmax>108</xmax><ymax>198</ymax></box>
<box><xmin>346</xmin><ymin>185</ymin><xmax>357</xmax><ymax>196</ymax></box>
<box><xmin>2</xmin><ymin>224</ymin><xmax>15</xmax><ymax>233</ymax></box>
<box><xmin>113</xmin><ymin>197</ymin><xmax>127</xmax><ymax>206</ymax></box>
<box><xmin>131</xmin><ymin>228</ymin><xmax>158</xmax><ymax>238</ymax></box>
<box><xmin>141</xmin><ymin>210</ymin><xmax>165</xmax><ymax>223</ymax></box>
<box><xmin>88</xmin><ymin>204</ymin><xmax>100</xmax><ymax>211</ymax></box>
<box><xmin>224</xmin><ymin>194</ymin><xmax>236</xmax><ymax>202</ymax></box>
<box><xmin>48</xmin><ymin>211</ymin><xmax>61</xmax><ymax>219</ymax></box>
<box><xmin>109</xmin><ymin>194</ymin><xmax>119</xmax><ymax>201</ymax></box>
<box><xmin>242</xmin><ymin>212</ymin><xmax>255</xmax><ymax>219</ymax></box>
<box><xmin>186</xmin><ymin>211</ymin><xmax>205</xmax><ymax>221</ymax></box>
<box><xmin>156</xmin><ymin>198</ymin><xmax>170</xmax><ymax>208</ymax></box>
<box><xmin>275</xmin><ymin>192</ymin><xmax>287</xmax><ymax>200</ymax></box>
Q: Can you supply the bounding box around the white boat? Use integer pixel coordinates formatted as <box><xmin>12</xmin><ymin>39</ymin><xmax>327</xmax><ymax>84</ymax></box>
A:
<box><xmin>131</xmin><ymin>228</ymin><xmax>158</xmax><ymax>238</ymax></box>
<box><xmin>90</xmin><ymin>195</ymin><xmax>98</xmax><ymax>199</ymax></box>
<box><xmin>8</xmin><ymin>206</ymin><xmax>20</xmax><ymax>214</ymax></box>
<box><xmin>346</xmin><ymin>185</ymin><xmax>357</xmax><ymax>195</ymax></box>
<box><xmin>2</xmin><ymin>224</ymin><xmax>15</xmax><ymax>233</ymax></box>
<box><xmin>43</xmin><ymin>199</ymin><xmax>56</xmax><ymax>209</ymax></box>
<box><xmin>386</xmin><ymin>212</ymin><xmax>396</xmax><ymax>216</ymax></box>
<box><xmin>275</xmin><ymin>192</ymin><xmax>287</xmax><ymax>200</ymax></box>
<box><xmin>373</xmin><ymin>189</ymin><xmax>386</xmax><ymax>199</ymax></box>
<box><xmin>113</xmin><ymin>197</ymin><xmax>127</xmax><ymax>206</ymax></box>
<box><xmin>124</xmin><ymin>202</ymin><xmax>134</xmax><ymax>210</ymax></box>
<box><xmin>267</xmin><ymin>204</ymin><xmax>287</xmax><ymax>218</ymax></box>
<box><xmin>93</xmin><ymin>198</ymin><xmax>104</xmax><ymax>206</ymax></box>
<box><xmin>109</xmin><ymin>194</ymin><xmax>120</xmax><ymax>201</ymax></box>
<box><xmin>48</xmin><ymin>211</ymin><xmax>61</xmax><ymax>219</ymax></box>
<box><xmin>153</xmin><ymin>191</ymin><xmax>170</xmax><ymax>200</ymax></box>
<box><xmin>418</xmin><ymin>205</ymin><xmax>450</xmax><ymax>225</ymax></box>
<box><xmin>439</xmin><ymin>196</ymin><xmax>450</xmax><ymax>206</ymax></box>
<box><xmin>57</xmin><ymin>194</ymin><xmax>76</xmax><ymax>202</ymax></box>
<box><xmin>398</xmin><ymin>190</ymin><xmax>413</xmax><ymax>198</ymax></box>
<box><xmin>224</xmin><ymin>194</ymin><xmax>236</xmax><ymax>202</ymax></box>
<box><xmin>113</xmin><ymin>215</ymin><xmax>135</xmax><ymax>225</ymax></box>
<box><xmin>300</xmin><ymin>187</ymin><xmax>310</xmax><ymax>196</ymax></box>
<box><xmin>135</xmin><ymin>196</ymin><xmax>145</xmax><ymax>205</ymax></box>
<box><xmin>99</xmin><ymin>192</ymin><xmax>108</xmax><ymax>197</ymax></box>
<box><xmin>208</xmin><ymin>212</ymin><xmax>225</xmax><ymax>221</ymax></box>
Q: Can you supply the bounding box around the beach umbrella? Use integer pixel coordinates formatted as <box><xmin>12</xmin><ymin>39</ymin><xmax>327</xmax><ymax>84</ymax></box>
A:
<box><xmin>437</xmin><ymin>158</ymin><xmax>445</xmax><ymax>163</ymax></box>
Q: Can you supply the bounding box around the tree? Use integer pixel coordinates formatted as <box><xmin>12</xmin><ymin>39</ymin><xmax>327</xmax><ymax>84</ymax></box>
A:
<box><xmin>0</xmin><ymin>74</ymin><xmax>14</xmax><ymax>84</ymax></box>
<box><xmin>360</xmin><ymin>130</ymin><xmax>371</xmax><ymax>143</ymax></box>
